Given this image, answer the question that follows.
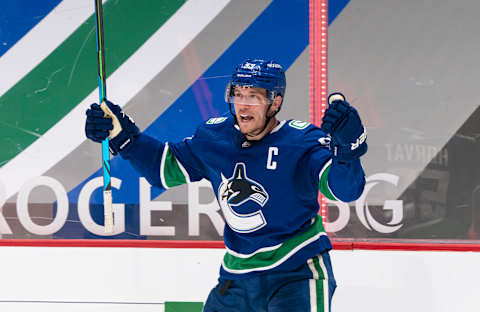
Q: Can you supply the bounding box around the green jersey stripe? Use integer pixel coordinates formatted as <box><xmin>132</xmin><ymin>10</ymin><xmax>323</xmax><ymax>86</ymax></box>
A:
<box><xmin>161</xmin><ymin>143</ymin><xmax>189</xmax><ymax>189</ymax></box>
<box><xmin>307</xmin><ymin>254</ymin><xmax>328</xmax><ymax>311</ymax></box>
<box><xmin>318</xmin><ymin>159</ymin><xmax>339</xmax><ymax>201</ymax></box>
<box><xmin>225</xmin><ymin>242</ymin><xmax>283</xmax><ymax>258</ymax></box>
<box><xmin>222</xmin><ymin>215</ymin><xmax>326</xmax><ymax>274</ymax></box>
<box><xmin>316</xmin><ymin>279</ymin><xmax>327</xmax><ymax>312</ymax></box>
<box><xmin>313</xmin><ymin>255</ymin><xmax>326</xmax><ymax>280</ymax></box>
<box><xmin>315</xmin><ymin>255</ymin><xmax>330</xmax><ymax>312</ymax></box>
<box><xmin>0</xmin><ymin>0</ymin><xmax>186</xmax><ymax>166</ymax></box>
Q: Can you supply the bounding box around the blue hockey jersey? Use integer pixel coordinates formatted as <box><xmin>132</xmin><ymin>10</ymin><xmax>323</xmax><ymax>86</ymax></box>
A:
<box><xmin>120</xmin><ymin>116</ymin><xmax>365</xmax><ymax>279</ymax></box>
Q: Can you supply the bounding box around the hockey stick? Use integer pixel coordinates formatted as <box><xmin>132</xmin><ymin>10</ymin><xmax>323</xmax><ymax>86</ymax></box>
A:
<box><xmin>94</xmin><ymin>0</ymin><xmax>114</xmax><ymax>234</ymax></box>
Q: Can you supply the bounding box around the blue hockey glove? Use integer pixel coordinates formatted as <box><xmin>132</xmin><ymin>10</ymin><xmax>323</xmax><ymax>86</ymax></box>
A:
<box><xmin>321</xmin><ymin>92</ymin><xmax>367</xmax><ymax>162</ymax></box>
<box><xmin>85</xmin><ymin>100</ymin><xmax>139</xmax><ymax>155</ymax></box>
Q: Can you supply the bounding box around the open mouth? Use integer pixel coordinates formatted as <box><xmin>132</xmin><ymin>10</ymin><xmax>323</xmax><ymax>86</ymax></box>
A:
<box><xmin>239</xmin><ymin>114</ymin><xmax>254</xmax><ymax>122</ymax></box>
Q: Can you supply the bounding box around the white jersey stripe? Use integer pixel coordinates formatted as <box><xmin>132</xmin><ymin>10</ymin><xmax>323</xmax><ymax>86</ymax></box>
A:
<box><xmin>307</xmin><ymin>258</ymin><xmax>319</xmax><ymax>280</ymax></box>
<box><xmin>160</xmin><ymin>142</ymin><xmax>169</xmax><ymax>189</ymax></box>
<box><xmin>307</xmin><ymin>255</ymin><xmax>331</xmax><ymax>312</ymax></box>
<box><xmin>225</xmin><ymin>242</ymin><xmax>283</xmax><ymax>258</ymax></box>
<box><xmin>318</xmin><ymin>158</ymin><xmax>342</xmax><ymax>202</ymax></box>
<box><xmin>323</xmin><ymin>278</ymin><xmax>329</xmax><ymax>312</ymax></box>
<box><xmin>309</xmin><ymin>279</ymin><xmax>317</xmax><ymax>312</ymax></box>
<box><xmin>318</xmin><ymin>255</ymin><xmax>330</xmax><ymax>312</ymax></box>
<box><xmin>270</xmin><ymin>120</ymin><xmax>286</xmax><ymax>133</ymax></box>
<box><xmin>318</xmin><ymin>159</ymin><xmax>332</xmax><ymax>181</ymax></box>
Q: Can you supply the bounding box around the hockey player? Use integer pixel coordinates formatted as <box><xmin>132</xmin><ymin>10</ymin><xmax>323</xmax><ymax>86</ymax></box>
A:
<box><xmin>85</xmin><ymin>59</ymin><xmax>367</xmax><ymax>311</ymax></box>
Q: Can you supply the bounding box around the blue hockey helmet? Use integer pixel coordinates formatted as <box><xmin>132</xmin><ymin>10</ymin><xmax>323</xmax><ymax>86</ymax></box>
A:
<box><xmin>225</xmin><ymin>59</ymin><xmax>287</xmax><ymax>107</ymax></box>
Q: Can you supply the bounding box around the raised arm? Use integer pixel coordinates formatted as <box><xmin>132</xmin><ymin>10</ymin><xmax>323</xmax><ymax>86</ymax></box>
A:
<box><xmin>320</xmin><ymin>93</ymin><xmax>367</xmax><ymax>202</ymax></box>
<box><xmin>85</xmin><ymin>101</ymin><xmax>204</xmax><ymax>189</ymax></box>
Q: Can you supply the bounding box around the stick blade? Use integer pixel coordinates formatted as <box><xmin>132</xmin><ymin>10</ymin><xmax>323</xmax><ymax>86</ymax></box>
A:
<box><xmin>103</xmin><ymin>189</ymin><xmax>114</xmax><ymax>234</ymax></box>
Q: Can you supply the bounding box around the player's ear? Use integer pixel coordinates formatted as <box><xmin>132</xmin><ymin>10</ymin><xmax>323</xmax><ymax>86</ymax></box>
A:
<box><xmin>272</xmin><ymin>95</ymin><xmax>282</xmax><ymax>111</ymax></box>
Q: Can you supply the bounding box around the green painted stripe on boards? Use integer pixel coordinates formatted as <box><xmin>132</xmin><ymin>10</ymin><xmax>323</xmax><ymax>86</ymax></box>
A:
<box><xmin>0</xmin><ymin>0</ymin><xmax>186</xmax><ymax>166</ymax></box>
<box><xmin>164</xmin><ymin>302</ymin><xmax>204</xmax><ymax>312</ymax></box>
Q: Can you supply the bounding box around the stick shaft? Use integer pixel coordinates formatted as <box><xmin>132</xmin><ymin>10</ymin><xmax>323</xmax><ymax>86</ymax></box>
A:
<box><xmin>94</xmin><ymin>0</ymin><xmax>113</xmax><ymax>234</ymax></box>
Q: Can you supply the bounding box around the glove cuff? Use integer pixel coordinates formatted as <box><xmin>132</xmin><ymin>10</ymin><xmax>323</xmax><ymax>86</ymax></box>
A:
<box><xmin>333</xmin><ymin>141</ymin><xmax>367</xmax><ymax>162</ymax></box>
<box><xmin>109</xmin><ymin>123</ymin><xmax>140</xmax><ymax>155</ymax></box>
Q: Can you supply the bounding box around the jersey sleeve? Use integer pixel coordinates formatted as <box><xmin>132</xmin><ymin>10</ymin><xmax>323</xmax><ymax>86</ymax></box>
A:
<box><xmin>119</xmin><ymin>130</ymin><xmax>206</xmax><ymax>189</ymax></box>
<box><xmin>304</xmin><ymin>125</ymin><xmax>366</xmax><ymax>202</ymax></box>
<box><xmin>324</xmin><ymin>158</ymin><xmax>366</xmax><ymax>202</ymax></box>
<box><xmin>167</xmin><ymin>133</ymin><xmax>207</xmax><ymax>187</ymax></box>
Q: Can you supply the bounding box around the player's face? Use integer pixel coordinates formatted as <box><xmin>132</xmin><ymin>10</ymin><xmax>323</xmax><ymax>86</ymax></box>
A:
<box><xmin>233</xmin><ymin>86</ymin><xmax>271</xmax><ymax>136</ymax></box>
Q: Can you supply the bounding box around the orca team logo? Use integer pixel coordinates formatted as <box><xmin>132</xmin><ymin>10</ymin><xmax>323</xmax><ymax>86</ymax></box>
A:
<box><xmin>218</xmin><ymin>163</ymin><xmax>268</xmax><ymax>233</ymax></box>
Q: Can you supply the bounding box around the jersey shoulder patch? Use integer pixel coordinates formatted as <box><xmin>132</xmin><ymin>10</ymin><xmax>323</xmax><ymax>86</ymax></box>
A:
<box><xmin>285</xmin><ymin>120</ymin><xmax>328</xmax><ymax>148</ymax></box>
<box><xmin>196</xmin><ymin>116</ymin><xmax>233</xmax><ymax>141</ymax></box>
<box><xmin>206</xmin><ymin>117</ymin><xmax>228</xmax><ymax>125</ymax></box>
<box><xmin>287</xmin><ymin>120</ymin><xmax>310</xmax><ymax>130</ymax></box>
